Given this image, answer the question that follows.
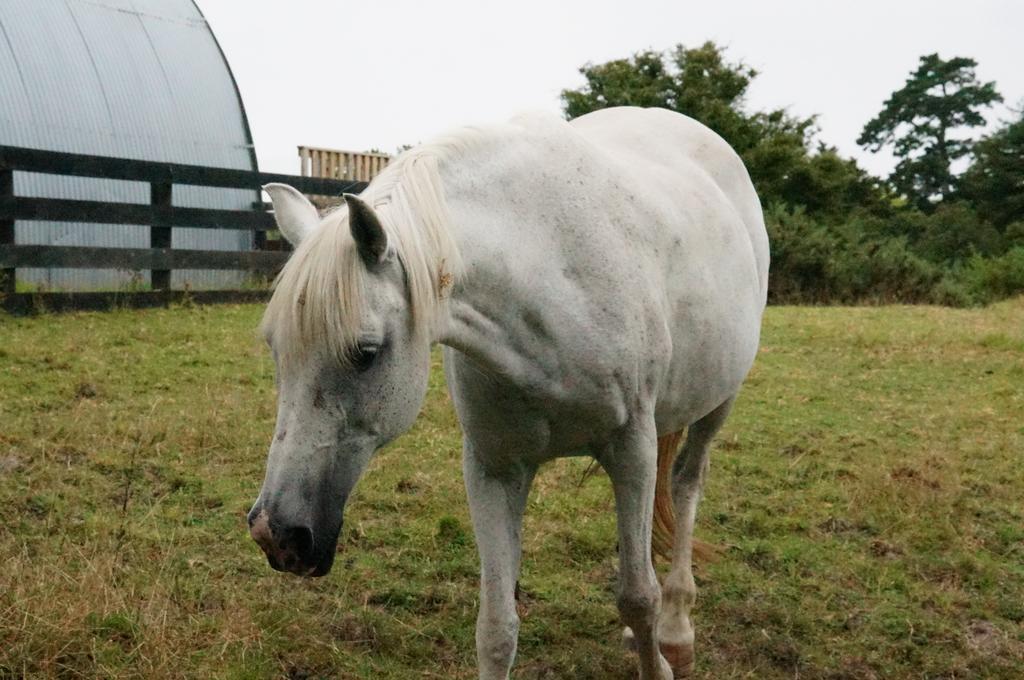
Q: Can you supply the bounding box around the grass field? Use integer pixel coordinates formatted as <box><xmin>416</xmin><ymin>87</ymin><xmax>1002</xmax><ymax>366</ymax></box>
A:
<box><xmin>1</xmin><ymin>300</ymin><xmax>1022</xmax><ymax>679</ymax></box>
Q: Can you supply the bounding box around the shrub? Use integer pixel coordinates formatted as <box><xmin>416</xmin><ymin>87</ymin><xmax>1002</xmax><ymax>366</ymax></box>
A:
<box><xmin>912</xmin><ymin>202</ymin><xmax>1005</xmax><ymax>264</ymax></box>
<box><xmin>764</xmin><ymin>206</ymin><xmax>840</xmax><ymax>303</ymax></box>
<box><xmin>766</xmin><ymin>207</ymin><xmax>943</xmax><ymax>304</ymax></box>
<box><xmin>953</xmin><ymin>247</ymin><xmax>1024</xmax><ymax>304</ymax></box>
<box><xmin>830</xmin><ymin>237</ymin><xmax>942</xmax><ymax>303</ymax></box>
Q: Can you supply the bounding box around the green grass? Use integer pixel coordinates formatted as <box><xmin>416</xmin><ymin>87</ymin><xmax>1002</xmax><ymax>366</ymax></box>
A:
<box><xmin>1</xmin><ymin>300</ymin><xmax>1022</xmax><ymax>678</ymax></box>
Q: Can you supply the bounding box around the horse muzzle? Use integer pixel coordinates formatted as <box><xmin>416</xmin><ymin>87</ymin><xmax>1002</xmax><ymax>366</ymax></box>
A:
<box><xmin>247</xmin><ymin>506</ymin><xmax>337</xmax><ymax>577</ymax></box>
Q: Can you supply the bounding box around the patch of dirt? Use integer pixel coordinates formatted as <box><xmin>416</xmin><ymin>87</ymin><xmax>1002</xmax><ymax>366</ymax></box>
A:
<box><xmin>0</xmin><ymin>454</ymin><xmax>21</xmax><ymax>474</ymax></box>
<box><xmin>819</xmin><ymin>516</ymin><xmax>853</xmax><ymax>533</ymax></box>
<box><xmin>890</xmin><ymin>465</ymin><xmax>940</xmax><ymax>489</ymax></box>
<box><xmin>515</xmin><ymin>580</ymin><xmax>536</xmax><ymax>618</ymax></box>
<box><xmin>328</xmin><ymin>614</ymin><xmax>380</xmax><ymax>650</ymax></box>
<box><xmin>515</xmin><ymin>661</ymin><xmax>561</xmax><ymax>679</ymax></box>
<box><xmin>869</xmin><ymin>539</ymin><xmax>904</xmax><ymax>559</ymax></box>
<box><xmin>55</xmin><ymin>445</ymin><xmax>87</xmax><ymax>466</ymax></box>
<box><xmin>780</xmin><ymin>443</ymin><xmax>808</xmax><ymax>456</ymax></box>
<box><xmin>842</xmin><ymin>609</ymin><xmax>868</xmax><ymax>632</ymax></box>
<box><xmin>395</xmin><ymin>478</ymin><xmax>420</xmax><ymax>493</ymax></box>
<box><xmin>826</xmin><ymin>657</ymin><xmax>880</xmax><ymax>680</ymax></box>
<box><xmin>718</xmin><ymin>436</ymin><xmax>743</xmax><ymax>451</ymax></box>
<box><xmin>818</xmin><ymin>516</ymin><xmax>874</xmax><ymax>536</ymax></box>
<box><xmin>281</xmin><ymin>664</ymin><xmax>337</xmax><ymax>680</ymax></box>
<box><xmin>752</xmin><ymin>634</ymin><xmax>802</xmax><ymax>672</ymax></box>
<box><xmin>965</xmin><ymin>620</ymin><xmax>1004</xmax><ymax>655</ymax></box>
<box><xmin>74</xmin><ymin>381</ymin><xmax>99</xmax><ymax>399</ymax></box>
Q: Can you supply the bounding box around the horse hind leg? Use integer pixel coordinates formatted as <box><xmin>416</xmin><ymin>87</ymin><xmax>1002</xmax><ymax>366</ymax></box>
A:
<box><xmin>657</xmin><ymin>397</ymin><xmax>735</xmax><ymax>677</ymax></box>
<box><xmin>602</xmin><ymin>424</ymin><xmax>674</xmax><ymax>680</ymax></box>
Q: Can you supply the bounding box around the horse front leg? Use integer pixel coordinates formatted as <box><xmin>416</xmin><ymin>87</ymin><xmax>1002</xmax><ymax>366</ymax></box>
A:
<box><xmin>602</xmin><ymin>424</ymin><xmax>674</xmax><ymax>680</ymax></box>
<box><xmin>463</xmin><ymin>445</ymin><xmax>536</xmax><ymax>680</ymax></box>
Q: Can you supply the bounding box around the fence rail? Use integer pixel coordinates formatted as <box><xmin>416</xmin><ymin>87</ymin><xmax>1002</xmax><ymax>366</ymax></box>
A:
<box><xmin>0</xmin><ymin>195</ymin><xmax>275</xmax><ymax>230</ymax></box>
<box><xmin>0</xmin><ymin>145</ymin><xmax>363</xmax><ymax>194</ymax></box>
<box><xmin>0</xmin><ymin>245</ymin><xmax>288</xmax><ymax>271</ymax></box>
<box><xmin>0</xmin><ymin>145</ymin><xmax>366</xmax><ymax>313</ymax></box>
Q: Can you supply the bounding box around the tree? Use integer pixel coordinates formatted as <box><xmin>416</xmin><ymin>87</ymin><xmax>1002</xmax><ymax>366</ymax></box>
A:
<box><xmin>562</xmin><ymin>49</ymin><xmax>676</xmax><ymax>118</ymax></box>
<box><xmin>858</xmin><ymin>54</ymin><xmax>1002</xmax><ymax>211</ymax></box>
<box><xmin>561</xmin><ymin>42</ymin><xmax>843</xmax><ymax>211</ymax></box>
<box><xmin>772</xmin><ymin>144</ymin><xmax>890</xmax><ymax>220</ymax></box>
<box><xmin>562</xmin><ymin>42</ymin><xmax>762</xmax><ymax>146</ymax></box>
<box><xmin>961</xmin><ymin>110</ymin><xmax>1024</xmax><ymax>229</ymax></box>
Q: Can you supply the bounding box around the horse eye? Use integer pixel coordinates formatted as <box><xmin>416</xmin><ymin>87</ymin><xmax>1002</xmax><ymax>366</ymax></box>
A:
<box><xmin>351</xmin><ymin>345</ymin><xmax>378</xmax><ymax>372</ymax></box>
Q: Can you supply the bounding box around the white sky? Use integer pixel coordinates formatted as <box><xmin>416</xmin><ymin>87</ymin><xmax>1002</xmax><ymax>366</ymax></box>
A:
<box><xmin>198</xmin><ymin>0</ymin><xmax>1022</xmax><ymax>178</ymax></box>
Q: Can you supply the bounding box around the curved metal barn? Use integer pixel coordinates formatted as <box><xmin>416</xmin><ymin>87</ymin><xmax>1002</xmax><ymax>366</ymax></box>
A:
<box><xmin>0</xmin><ymin>0</ymin><xmax>258</xmax><ymax>290</ymax></box>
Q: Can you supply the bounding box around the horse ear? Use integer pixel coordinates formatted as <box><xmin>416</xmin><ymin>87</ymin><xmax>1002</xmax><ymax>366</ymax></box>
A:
<box><xmin>263</xmin><ymin>184</ymin><xmax>319</xmax><ymax>246</ymax></box>
<box><xmin>344</xmin><ymin>194</ymin><xmax>389</xmax><ymax>265</ymax></box>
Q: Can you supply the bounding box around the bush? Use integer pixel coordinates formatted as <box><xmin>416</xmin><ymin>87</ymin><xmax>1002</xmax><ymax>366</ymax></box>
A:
<box><xmin>764</xmin><ymin>207</ymin><xmax>840</xmax><ymax>303</ymax></box>
<box><xmin>911</xmin><ymin>202</ymin><xmax>1005</xmax><ymax>264</ymax></box>
<box><xmin>766</xmin><ymin>207</ymin><xmax>942</xmax><ymax>304</ymax></box>
<box><xmin>830</xmin><ymin>237</ymin><xmax>942</xmax><ymax>303</ymax></box>
<box><xmin>952</xmin><ymin>247</ymin><xmax>1024</xmax><ymax>304</ymax></box>
<box><xmin>764</xmin><ymin>204</ymin><xmax>1024</xmax><ymax>307</ymax></box>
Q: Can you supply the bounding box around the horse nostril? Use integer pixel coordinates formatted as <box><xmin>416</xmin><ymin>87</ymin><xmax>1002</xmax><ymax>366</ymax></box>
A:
<box><xmin>283</xmin><ymin>525</ymin><xmax>315</xmax><ymax>562</ymax></box>
<box><xmin>249</xmin><ymin>508</ymin><xmax>273</xmax><ymax>549</ymax></box>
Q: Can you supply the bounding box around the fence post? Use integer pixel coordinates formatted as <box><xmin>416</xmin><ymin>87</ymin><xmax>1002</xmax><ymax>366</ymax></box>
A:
<box><xmin>1</xmin><ymin>169</ymin><xmax>13</xmax><ymax>294</ymax></box>
<box><xmin>150</xmin><ymin>182</ymin><xmax>172</xmax><ymax>290</ymax></box>
<box><xmin>254</xmin><ymin>184</ymin><xmax>267</xmax><ymax>251</ymax></box>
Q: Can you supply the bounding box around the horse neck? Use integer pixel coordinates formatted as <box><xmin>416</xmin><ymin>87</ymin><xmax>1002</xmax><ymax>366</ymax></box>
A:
<box><xmin>432</xmin><ymin>165</ymin><xmax>554</xmax><ymax>384</ymax></box>
<box><xmin>427</xmin><ymin>119</ymin><xmax>590</xmax><ymax>383</ymax></box>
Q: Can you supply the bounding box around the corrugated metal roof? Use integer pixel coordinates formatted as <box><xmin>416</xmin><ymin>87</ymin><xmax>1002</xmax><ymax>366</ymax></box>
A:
<box><xmin>0</xmin><ymin>0</ymin><xmax>259</xmax><ymax>290</ymax></box>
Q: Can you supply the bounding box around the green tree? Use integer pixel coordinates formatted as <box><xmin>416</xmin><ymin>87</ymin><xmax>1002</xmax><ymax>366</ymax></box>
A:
<box><xmin>562</xmin><ymin>49</ymin><xmax>675</xmax><ymax>118</ymax></box>
<box><xmin>858</xmin><ymin>54</ymin><xmax>1002</xmax><ymax>211</ymax></box>
<box><xmin>562</xmin><ymin>42</ymin><xmax>758</xmax><ymax>144</ymax></box>
<box><xmin>662</xmin><ymin>42</ymin><xmax>763</xmax><ymax>149</ymax></box>
<box><xmin>772</xmin><ymin>144</ymin><xmax>890</xmax><ymax>221</ymax></box>
<box><xmin>961</xmin><ymin>110</ymin><xmax>1024</xmax><ymax>229</ymax></box>
<box><xmin>561</xmin><ymin>42</ymin><xmax>832</xmax><ymax>210</ymax></box>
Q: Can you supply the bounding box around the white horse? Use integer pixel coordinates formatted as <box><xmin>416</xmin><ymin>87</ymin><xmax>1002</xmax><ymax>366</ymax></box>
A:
<box><xmin>248</xmin><ymin>107</ymin><xmax>768</xmax><ymax>679</ymax></box>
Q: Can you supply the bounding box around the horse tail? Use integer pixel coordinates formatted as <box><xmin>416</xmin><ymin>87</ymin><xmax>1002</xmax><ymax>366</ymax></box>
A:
<box><xmin>651</xmin><ymin>430</ymin><xmax>718</xmax><ymax>563</ymax></box>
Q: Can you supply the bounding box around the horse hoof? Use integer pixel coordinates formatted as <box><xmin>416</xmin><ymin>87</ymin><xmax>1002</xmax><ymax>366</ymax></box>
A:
<box><xmin>659</xmin><ymin>641</ymin><xmax>695</xmax><ymax>678</ymax></box>
<box><xmin>621</xmin><ymin>626</ymin><xmax>637</xmax><ymax>651</ymax></box>
<box><xmin>623</xmin><ymin>628</ymin><xmax>694</xmax><ymax>677</ymax></box>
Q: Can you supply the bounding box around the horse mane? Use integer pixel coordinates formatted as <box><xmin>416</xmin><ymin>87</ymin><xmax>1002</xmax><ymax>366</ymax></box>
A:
<box><xmin>260</xmin><ymin>136</ymin><xmax>471</xmax><ymax>367</ymax></box>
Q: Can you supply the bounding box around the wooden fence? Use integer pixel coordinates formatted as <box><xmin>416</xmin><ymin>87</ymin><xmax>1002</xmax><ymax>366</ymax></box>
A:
<box><xmin>0</xmin><ymin>145</ymin><xmax>365</xmax><ymax>313</ymax></box>
<box><xmin>298</xmin><ymin>146</ymin><xmax>390</xmax><ymax>183</ymax></box>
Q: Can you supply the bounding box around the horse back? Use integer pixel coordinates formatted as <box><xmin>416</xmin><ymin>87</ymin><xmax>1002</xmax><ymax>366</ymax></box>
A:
<box><xmin>570</xmin><ymin>106</ymin><xmax>769</xmax><ymax>301</ymax></box>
